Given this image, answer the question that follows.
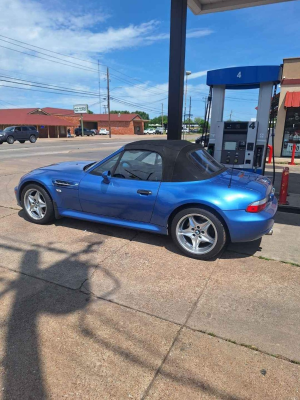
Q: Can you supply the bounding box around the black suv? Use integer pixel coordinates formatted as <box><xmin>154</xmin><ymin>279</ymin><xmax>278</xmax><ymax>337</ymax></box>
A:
<box><xmin>74</xmin><ymin>127</ymin><xmax>95</xmax><ymax>137</ymax></box>
<box><xmin>0</xmin><ymin>126</ymin><xmax>39</xmax><ymax>145</ymax></box>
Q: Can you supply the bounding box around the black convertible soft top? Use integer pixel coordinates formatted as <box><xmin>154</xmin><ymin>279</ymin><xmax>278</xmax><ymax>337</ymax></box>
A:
<box><xmin>124</xmin><ymin>140</ymin><xmax>223</xmax><ymax>182</ymax></box>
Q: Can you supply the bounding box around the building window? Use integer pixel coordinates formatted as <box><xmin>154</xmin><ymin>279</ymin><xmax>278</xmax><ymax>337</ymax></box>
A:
<box><xmin>281</xmin><ymin>107</ymin><xmax>300</xmax><ymax>158</ymax></box>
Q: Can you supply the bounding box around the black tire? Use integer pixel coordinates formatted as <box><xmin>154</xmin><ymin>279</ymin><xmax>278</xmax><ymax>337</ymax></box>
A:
<box><xmin>29</xmin><ymin>135</ymin><xmax>37</xmax><ymax>143</ymax></box>
<box><xmin>170</xmin><ymin>207</ymin><xmax>227</xmax><ymax>260</ymax></box>
<box><xmin>7</xmin><ymin>136</ymin><xmax>14</xmax><ymax>144</ymax></box>
<box><xmin>21</xmin><ymin>184</ymin><xmax>55</xmax><ymax>225</ymax></box>
<box><xmin>19</xmin><ymin>140</ymin><xmax>25</xmax><ymax>143</ymax></box>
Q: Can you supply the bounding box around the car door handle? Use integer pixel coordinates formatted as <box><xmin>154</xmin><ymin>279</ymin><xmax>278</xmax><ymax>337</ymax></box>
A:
<box><xmin>137</xmin><ymin>189</ymin><xmax>152</xmax><ymax>196</ymax></box>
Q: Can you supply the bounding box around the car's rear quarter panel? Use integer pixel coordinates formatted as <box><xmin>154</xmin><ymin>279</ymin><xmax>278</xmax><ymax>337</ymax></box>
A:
<box><xmin>151</xmin><ymin>179</ymin><xmax>277</xmax><ymax>242</ymax></box>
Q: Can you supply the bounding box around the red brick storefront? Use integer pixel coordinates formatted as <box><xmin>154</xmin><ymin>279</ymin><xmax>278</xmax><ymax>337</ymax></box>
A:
<box><xmin>0</xmin><ymin>107</ymin><xmax>146</xmax><ymax>137</ymax></box>
<box><xmin>44</xmin><ymin>108</ymin><xmax>146</xmax><ymax>135</ymax></box>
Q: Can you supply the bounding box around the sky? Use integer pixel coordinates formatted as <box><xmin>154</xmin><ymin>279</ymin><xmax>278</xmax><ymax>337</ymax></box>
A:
<box><xmin>0</xmin><ymin>0</ymin><xmax>300</xmax><ymax>120</ymax></box>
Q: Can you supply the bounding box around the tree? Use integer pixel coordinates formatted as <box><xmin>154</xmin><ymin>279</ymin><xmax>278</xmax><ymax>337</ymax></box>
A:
<box><xmin>88</xmin><ymin>110</ymin><xmax>94</xmax><ymax>114</ymax></box>
<box><xmin>193</xmin><ymin>117</ymin><xmax>210</xmax><ymax>133</ymax></box>
<box><xmin>149</xmin><ymin>115</ymin><xmax>168</xmax><ymax>125</ymax></box>
<box><xmin>134</xmin><ymin>111</ymin><xmax>149</xmax><ymax>121</ymax></box>
<box><xmin>110</xmin><ymin>110</ymin><xmax>130</xmax><ymax>114</ymax></box>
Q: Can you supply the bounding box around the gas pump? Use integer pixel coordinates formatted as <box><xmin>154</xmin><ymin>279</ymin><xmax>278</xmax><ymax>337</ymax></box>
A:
<box><xmin>207</xmin><ymin>66</ymin><xmax>282</xmax><ymax>174</ymax></box>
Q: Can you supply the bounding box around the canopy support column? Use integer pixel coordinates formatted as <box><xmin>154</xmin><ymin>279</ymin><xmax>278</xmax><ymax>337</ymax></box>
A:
<box><xmin>167</xmin><ymin>0</ymin><xmax>187</xmax><ymax>140</ymax></box>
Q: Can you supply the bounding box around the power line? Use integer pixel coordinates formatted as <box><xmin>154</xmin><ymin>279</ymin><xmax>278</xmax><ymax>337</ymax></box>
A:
<box><xmin>0</xmin><ymin>34</ymin><xmax>168</xmax><ymax>96</ymax></box>
<box><xmin>0</xmin><ymin>44</ymin><xmax>98</xmax><ymax>74</ymax></box>
<box><xmin>0</xmin><ymin>84</ymin><xmax>99</xmax><ymax>98</ymax></box>
<box><xmin>0</xmin><ymin>75</ymin><xmax>99</xmax><ymax>96</ymax></box>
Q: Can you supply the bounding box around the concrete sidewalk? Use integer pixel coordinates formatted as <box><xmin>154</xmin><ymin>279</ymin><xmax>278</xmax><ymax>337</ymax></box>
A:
<box><xmin>0</xmin><ymin>208</ymin><xmax>299</xmax><ymax>399</ymax></box>
<box><xmin>0</xmin><ymin>140</ymin><xmax>299</xmax><ymax>399</ymax></box>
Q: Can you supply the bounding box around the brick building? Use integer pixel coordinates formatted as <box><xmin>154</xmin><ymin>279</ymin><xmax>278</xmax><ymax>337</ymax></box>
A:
<box><xmin>0</xmin><ymin>108</ymin><xmax>77</xmax><ymax>138</ymax></box>
<box><xmin>0</xmin><ymin>107</ymin><xmax>146</xmax><ymax>138</ymax></box>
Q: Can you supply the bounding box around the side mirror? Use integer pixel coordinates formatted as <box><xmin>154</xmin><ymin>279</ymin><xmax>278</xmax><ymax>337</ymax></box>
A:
<box><xmin>101</xmin><ymin>170</ymin><xmax>111</xmax><ymax>184</ymax></box>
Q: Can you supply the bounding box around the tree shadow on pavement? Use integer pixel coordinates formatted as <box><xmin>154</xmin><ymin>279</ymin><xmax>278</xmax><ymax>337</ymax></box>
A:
<box><xmin>0</xmin><ymin>238</ymin><xmax>246</xmax><ymax>400</ymax></box>
<box><xmin>0</xmin><ymin>238</ymin><xmax>120</xmax><ymax>400</ymax></box>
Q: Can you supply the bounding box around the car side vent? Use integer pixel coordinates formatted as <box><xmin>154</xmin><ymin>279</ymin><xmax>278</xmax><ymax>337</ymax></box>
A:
<box><xmin>53</xmin><ymin>180</ymin><xmax>79</xmax><ymax>188</ymax></box>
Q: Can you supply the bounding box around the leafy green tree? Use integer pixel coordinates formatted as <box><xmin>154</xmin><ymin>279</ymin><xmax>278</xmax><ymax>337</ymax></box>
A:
<box><xmin>110</xmin><ymin>110</ymin><xmax>130</xmax><ymax>114</ymax></box>
<box><xmin>149</xmin><ymin>115</ymin><xmax>168</xmax><ymax>125</ymax></box>
<box><xmin>88</xmin><ymin>110</ymin><xmax>94</xmax><ymax>114</ymax></box>
<box><xmin>134</xmin><ymin>111</ymin><xmax>149</xmax><ymax>121</ymax></box>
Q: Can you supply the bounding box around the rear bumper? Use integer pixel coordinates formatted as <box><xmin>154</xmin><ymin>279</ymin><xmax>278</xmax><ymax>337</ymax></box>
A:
<box><xmin>222</xmin><ymin>196</ymin><xmax>278</xmax><ymax>242</ymax></box>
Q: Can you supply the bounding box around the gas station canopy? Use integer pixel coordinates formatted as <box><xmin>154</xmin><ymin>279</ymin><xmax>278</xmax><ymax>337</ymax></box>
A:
<box><xmin>188</xmin><ymin>0</ymin><xmax>293</xmax><ymax>14</ymax></box>
<box><xmin>167</xmin><ymin>0</ymin><xmax>295</xmax><ymax>141</ymax></box>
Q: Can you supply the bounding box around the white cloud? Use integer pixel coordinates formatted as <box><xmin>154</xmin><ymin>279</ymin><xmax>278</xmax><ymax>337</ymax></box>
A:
<box><xmin>146</xmin><ymin>28</ymin><xmax>213</xmax><ymax>41</ymax></box>
<box><xmin>186</xmin><ymin>29</ymin><xmax>213</xmax><ymax>38</ymax></box>
<box><xmin>0</xmin><ymin>0</ymin><xmax>213</xmax><ymax>117</ymax></box>
<box><xmin>187</xmin><ymin>70</ymin><xmax>208</xmax><ymax>80</ymax></box>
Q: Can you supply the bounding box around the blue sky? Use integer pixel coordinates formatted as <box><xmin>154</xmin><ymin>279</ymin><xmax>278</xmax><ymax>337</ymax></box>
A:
<box><xmin>0</xmin><ymin>0</ymin><xmax>300</xmax><ymax>120</ymax></box>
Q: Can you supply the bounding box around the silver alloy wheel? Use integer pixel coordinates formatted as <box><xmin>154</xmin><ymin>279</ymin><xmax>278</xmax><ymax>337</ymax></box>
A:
<box><xmin>176</xmin><ymin>213</ymin><xmax>218</xmax><ymax>255</ymax></box>
<box><xmin>24</xmin><ymin>189</ymin><xmax>47</xmax><ymax>220</ymax></box>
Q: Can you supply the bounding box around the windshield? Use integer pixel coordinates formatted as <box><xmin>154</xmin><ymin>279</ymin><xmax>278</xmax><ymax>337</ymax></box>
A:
<box><xmin>3</xmin><ymin>127</ymin><xmax>14</xmax><ymax>132</ymax></box>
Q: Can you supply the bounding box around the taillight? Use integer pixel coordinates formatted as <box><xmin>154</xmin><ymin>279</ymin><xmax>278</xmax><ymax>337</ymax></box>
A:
<box><xmin>246</xmin><ymin>198</ymin><xmax>268</xmax><ymax>213</ymax></box>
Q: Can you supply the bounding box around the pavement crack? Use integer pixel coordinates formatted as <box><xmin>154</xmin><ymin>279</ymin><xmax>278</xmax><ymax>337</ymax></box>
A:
<box><xmin>141</xmin><ymin>259</ymin><xmax>220</xmax><ymax>399</ymax></box>
<box><xmin>185</xmin><ymin>326</ymin><xmax>300</xmax><ymax>366</ymax></box>
<box><xmin>226</xmin><ymin>248</ymin><xmax>300</xmax><ymax>268</ymax></box>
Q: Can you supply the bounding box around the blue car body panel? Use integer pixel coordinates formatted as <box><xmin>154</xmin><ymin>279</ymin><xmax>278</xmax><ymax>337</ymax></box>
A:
<box><xmin>15</xmin><ymin>143</ymin><xmax>277</xmax><ymax>243</ymax></box>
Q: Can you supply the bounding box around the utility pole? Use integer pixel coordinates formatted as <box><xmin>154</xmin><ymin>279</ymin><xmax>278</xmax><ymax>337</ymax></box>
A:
<box><xmin>98</xmin><ymin>60</ymin><xmax>102</xmax><ymax>114</ymax></box>
<box><xmin>107</xmin><ymin>67</ymin><xmax>111</xmax><ymax>138</ymax></box>
<box><xmin>161</xmin><ymin>103</ymin><xmax>164</xmax><ymax>128</ymax></box>
<box><xmin>188</xmin><ymin>96</ymin><xmax>191</xmax><ymax>134</ymax></box>
<box><xmin>80</xmin><ymin>114</ymin><xmax>84</xmax><ymax>137</ymax></box>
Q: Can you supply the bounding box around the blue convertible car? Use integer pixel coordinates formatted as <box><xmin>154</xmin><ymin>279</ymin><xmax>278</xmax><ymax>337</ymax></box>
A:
<box><xmin>15</xmin><ymin>140</ymin><xmax>277</xmax><ymax>260</ymax></box>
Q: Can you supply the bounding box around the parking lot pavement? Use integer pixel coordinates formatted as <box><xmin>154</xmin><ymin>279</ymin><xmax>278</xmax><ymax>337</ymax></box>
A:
<box><xmin>82</xmin><ymin>231</ymin><xmax>219</xmax><ymax>324</ymax></box>
<box><xmin>0</xmin><ymin>266</ymin><xmax>179</xmax><ymax>400</ymax></box>
<box><xmin>187</xmin><ymin>252</ymin><xmax>300</xmax><ymax>362</ymax></box>
<box><xmin>0</xmin><ymin>138</ymin><xmax>299</xmax><ymax>398</ymax></box>
<box><xmin>146</xmin><ymin>328</ymin><xmax>300</xmax><ymax>400</ymax></box>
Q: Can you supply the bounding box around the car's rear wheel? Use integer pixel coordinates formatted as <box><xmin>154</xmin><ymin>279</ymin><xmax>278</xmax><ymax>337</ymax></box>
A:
<box><xmin>7</xmin><ymin>136</ymin><xmax>14</xmax><ymax>144</ymax></box>
<box><xmin>29</xmin><ymin>135</ymin><xmax>37</xmax><ymax>143</ymax></box>
<box><xmin>171</xmin><ymin>207</ymin><xmax>226</xmax><ymax>260</ymax></box>
<box><xmin>22</xmin><ymin>184</ymin><xmax>54</xmax><ymax>224</ymax></box>
<box><xmin>19</xmin><ymin>140</ymin><xmax>25</xmax><ymax>143</ymax></box>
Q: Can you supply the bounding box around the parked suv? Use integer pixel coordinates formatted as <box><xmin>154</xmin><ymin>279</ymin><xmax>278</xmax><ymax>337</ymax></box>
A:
<box><xmin>74</xmin><ymin>127</ymin><xmax>95</xmax><ymax>137</ymax></box>
<box><xmin>0</xmin><ymin>126</ymin><xmax>39</xmax><ymax>145</ymax></box>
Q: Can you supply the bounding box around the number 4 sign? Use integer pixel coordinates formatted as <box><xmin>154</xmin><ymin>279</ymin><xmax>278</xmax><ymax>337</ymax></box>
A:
<box><xmin>237</xmin><ymin>71</ymin><xmax>242</xmax><ymax>78</ymax></box>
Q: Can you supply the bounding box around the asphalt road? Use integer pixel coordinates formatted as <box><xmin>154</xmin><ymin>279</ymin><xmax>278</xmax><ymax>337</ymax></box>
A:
<box><xmin>0</xmin><ymin>136</ymin><xmax>145</xmax><ymax>161</ymax></box>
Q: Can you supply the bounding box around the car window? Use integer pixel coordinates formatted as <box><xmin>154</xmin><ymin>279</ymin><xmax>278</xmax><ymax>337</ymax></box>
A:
<box><xmin>90</xmin><ymin>153</ymin><xmax>120</xmax><ymax>176</ymax></box>
<box><xmin>190</xmin><ymin>149</ymin><xmax>223</xmax><ymax>174</ymax></box>
<box><xmin>3</xmin><ymin>127</ymin><xmax>14</xmax><ymax>132</ymax></box>
<box><xmin>29</xmin><ymin>126</ymin><xmax>36</xmax><ymax>131</ymax></box>
<box><xmin>15</xmin><ymin>127</ymin><xmax>21</xmax><ymax>132</ymax></box>
<box><xmin>114</xmin><ymin>150</ymin><xmax>162</xmax><ymax>181</ymax></box>
<box><xmin>22</xmin><ymin>127</ymin><xmax>29</xmax><ymax>131</ymax></box>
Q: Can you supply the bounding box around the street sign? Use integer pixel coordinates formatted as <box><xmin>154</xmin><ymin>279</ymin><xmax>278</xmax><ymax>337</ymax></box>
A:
<box><xmin>73</xmin><ymin>104</ymin><xmax>88</xmax><ymax>114</ymax></box>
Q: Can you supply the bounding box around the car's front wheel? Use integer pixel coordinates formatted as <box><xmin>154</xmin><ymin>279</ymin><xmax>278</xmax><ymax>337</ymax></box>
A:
<box><xmin>7</xmin><ymin>136</ymin><xmax>14</xmax><ymax>144</ymax></box>
<box><xmin>171</xmin><ymin>207</ymin><xmax>226</xmax><ymax>260</ymax></box>
<box><xmin>22</xmin><ymin>184</ymin><xmax>54</xmax><ymax>224</ymax></box>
